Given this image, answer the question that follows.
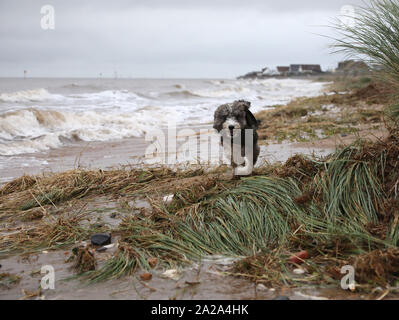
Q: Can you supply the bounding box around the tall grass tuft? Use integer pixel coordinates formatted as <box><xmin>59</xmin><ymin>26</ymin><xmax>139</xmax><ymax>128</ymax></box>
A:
<box><xmin>333</xmin><ymin>0</ymin><xmax>399</xmax><ymax>84</ymax></box>
<box><xmin>88</xmin><ymin>145</ymin><xmax>395</xmax><ymax>282</ymax></box>
<box><xmin>332</xmin><ymin>0</ymin><xmax>399</xmax><ymax>122</ymax></box>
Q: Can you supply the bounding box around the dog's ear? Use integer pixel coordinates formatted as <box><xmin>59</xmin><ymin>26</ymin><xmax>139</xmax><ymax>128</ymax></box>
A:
<box><xmin>245</xmin><ymin>109</ymin><xmax>259</xmax><ymax>129</ymax></box>
<box><xmin>213</xmin><ymin>106</ymin><xmax>225</xmax><ymax>132</ymax></box>
<box><xmin>213</xmin><ymin>119</ymin><xmax>223</xmax><ymax>132</ymax></box>
<box><xmin>237</xmin><ymin>100</ymin><xmax>251</xmax><ymax>110</ymax></box>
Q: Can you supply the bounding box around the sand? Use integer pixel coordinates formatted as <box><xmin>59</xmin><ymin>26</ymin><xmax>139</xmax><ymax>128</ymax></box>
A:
<box><xmin>0</xmin><ymin>124</ymin><xmax>338</xmax><ymax>183</ymax></box>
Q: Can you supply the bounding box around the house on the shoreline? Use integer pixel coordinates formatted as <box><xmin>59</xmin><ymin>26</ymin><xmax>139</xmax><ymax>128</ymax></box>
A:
<box><xmin>276</xmin><ymin>66</ymin><xmax>290</xmax><ymax>76</ymax></box>
<box><xmin>276</xmin><ymin>64</ymin><xmax>322</xmax><ymax>75</ymax></box>
<box><xmin>335</xmin><ymin>60</ymin><xmax>369</xmax><ymax>75</ymax></box>
<box><xmin>237</xmin><ymin>64</ymin><xmax>323</xmax><ymax>79</ymax></box>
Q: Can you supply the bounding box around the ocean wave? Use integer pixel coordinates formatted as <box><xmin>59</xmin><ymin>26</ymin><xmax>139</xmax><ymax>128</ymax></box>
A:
<box><xmin>0</xmin><ymin>108</ymin><xmax>155</xmax><ymax>155</ymax></box>
<box><xmin>60</xmin><ymin>83</ymin><xmax>106</xmax><ymax>91</ymax></box>
<box><xmin>0</xmin><ymin>88</ymin><xmax>62</xmax><ymax>103</ymax></box>
<box><xmin>192</xmin><ymin>86</ymin><xmax>252</xmax><ymax>98</ymax></box>
<box><xmin>0</xmin><ymin>78</ymin><xmax>327</xmax><ymax>156</ymax></box>
<box><xmin>161</xmin><ymin>86</ymin><xmax>252</xmax><ymax>99</ymax></box>
<box><xmin>162</xmin><ymin>89</ymin><xmax>203</xmax><ymax>98</ymax></box>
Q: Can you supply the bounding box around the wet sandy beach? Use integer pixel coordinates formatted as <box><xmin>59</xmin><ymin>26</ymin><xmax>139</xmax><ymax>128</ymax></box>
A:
<box><xmin>0</xmin><ymin>248</ymin><xmax>368</xmax><ymax>300</ymax></box>
<box><xmin>0</xmin><ymin>124</ymin><xmax>335</xmax><ymax>184</ymax></box>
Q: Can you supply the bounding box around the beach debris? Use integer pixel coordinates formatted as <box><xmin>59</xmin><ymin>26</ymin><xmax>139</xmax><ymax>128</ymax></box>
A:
<box><xmin>163</xmin><ymin>194</ymin><xmax>174</xmax><ymax>204</ymax></box>
<box><xmin>273</xmin><ymin>296</ymin><xmax>290</xmax><ymax>300</ymax></box>
<box><xmin>256</xmin><ymin>284</ymin><xmax>268</xmax><ymax>291</ymax></box>
<box><xmin>148</xmin><ymin>257</ymin><xmax>158</xmax><ymax>268</ymax></box>
<box><xmin>110</xmin><ymin>212</ymin><xmax>118</xmax><ymax>219</ymax></box>
<box><xmin>90</xmin><ymin>233</ymin><xmax>111</xmax><ymax>246</ymax></box>
<box><xmin>140</xmin><ymin>281</ymin><xmax>157</xmax><ymax>292</ymax></box>
<box><xmin>22</xmin><ymin>207</ymin><xmax>44</xmax><ymax>221</ymax></box>
<box><xmin>96</xmin><ymin>243</ymin><xmax>115</xmax><ymax>252</ymax></box>
<box><xmin>288</xmin><ymin>250</ymin><xmax>309</xmax><ymax>264</ymax></box>
<box><xmin>140</xmin><ymin>272</ymin><xmax>152</xmax><ymax>281</ymax></box>
<box><xmin>161</xmin><ymin>269</ymin><xmax>180</xmax><ymax>280</ymax></box>
<box><xmin>293</xmin><ymin>268</ymin><xmax>306</xmax><ymax>275</ymax></box>
<box><xmin>30</xmin><ymin>269</ymin><xmax>41</xmax><ymax>277</ymax></box>
<box><xmin>294</xmin><ymin>292</ymin><xmax>328</xmax><ymax>300</ymax></box>
<box><xmin>350</xmin><ymin>248</ymin><xmax>399</xmax><ymax>286</ymax></box>
<box><xmin>0</xmin><ymin>273</ymin><xmax>21</xmax><ymax>289</ymax></box>
<box><xmin>20</xmin><ymin>288</ymin><xmax>41</xmax><ymax>300</ymax></box>
<box><xmin>185</xmin><ymin>280</ymin><xmax>200</xmax><ymax>286</ymax></box>
<box><xmin>71</xmin><ymin>247</ymin><xmax>96</xmax><ymax>273</ymax></box>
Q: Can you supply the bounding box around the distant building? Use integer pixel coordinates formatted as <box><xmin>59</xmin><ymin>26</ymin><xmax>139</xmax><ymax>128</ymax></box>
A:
<box><xmin>277</xmin><ymin>66</ymin><xmax>290</xmax><ymax>76</ymax></box>
<box><xmin>289</xmin><ymin>64</ymin><xmax>322</xmax><ymax>74</ymax></box>
<box><xmin>275</xmin><ymin>64</ymin><xmax>322</xmax><ymax>75</ymax></box>
<box><xmin>238</xmin><ymin>64</ymin><xmax>323</xmax><ymax>79</ymax></box>
<box><xmin>335</xmin><ymin>60</ymin><xmax>369</xmax><ymax>75</ymax></box>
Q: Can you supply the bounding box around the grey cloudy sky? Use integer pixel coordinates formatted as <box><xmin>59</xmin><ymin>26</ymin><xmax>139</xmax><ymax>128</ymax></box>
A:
<box><xmin>0</xmin><ymin>0</ymin><xmax>366</xmax><ymax>78</ymax></box>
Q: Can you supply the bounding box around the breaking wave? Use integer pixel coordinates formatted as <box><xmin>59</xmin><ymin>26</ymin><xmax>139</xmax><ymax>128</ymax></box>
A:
<box><xmin>0</xmin><ymin>88</ymin><xmax>62</xmax><ymax>103</ymax></box>
<box><xmin>0</xmin><ymin>78</ymin><xmax>327</xmax><ymax>155</ymax></box>
<box><xmin>0</xmin><ymin>108</ymin><xmax>155</xmax><ymax>155</ymax></box>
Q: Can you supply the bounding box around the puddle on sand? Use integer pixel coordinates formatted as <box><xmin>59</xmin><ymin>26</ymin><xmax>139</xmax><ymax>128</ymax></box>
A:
<box><xmin>0</xmin><ymin>248</ymin><xmax>388</xmax><ymax>300</ymax></box>
<box><xmin>0</xmin><ymin>250</ymin><xmax>264</xmax><ymax>300</ymax></box>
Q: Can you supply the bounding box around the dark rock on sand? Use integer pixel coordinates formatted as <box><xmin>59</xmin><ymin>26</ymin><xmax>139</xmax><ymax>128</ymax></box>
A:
<box><xmin>90</xmin><ymin>233</ymin><xmax>111</xmax><ymax>246</ymax></box>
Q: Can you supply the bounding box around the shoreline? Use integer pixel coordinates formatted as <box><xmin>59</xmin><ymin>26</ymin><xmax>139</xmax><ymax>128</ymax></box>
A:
<box><xmin>0</xmin><ymin>124</ymin><xmax>336</xmax><ymax>184</ymax></box>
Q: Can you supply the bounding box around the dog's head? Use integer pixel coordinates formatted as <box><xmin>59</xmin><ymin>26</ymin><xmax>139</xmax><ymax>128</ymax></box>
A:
<box><xmin>213</xmin><ymin>100</ymin><xmax>258</xmax><ymax>136</ymax></box>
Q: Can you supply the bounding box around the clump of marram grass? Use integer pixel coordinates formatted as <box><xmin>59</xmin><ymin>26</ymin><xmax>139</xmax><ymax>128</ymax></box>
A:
<box><xmin>255</xmin><ymin>84</ymin><xmax>387</xmax><ymax>144</ymax></box>
<box><xmin>70</xmin><ymin>246</ymin><xmax>97</xmax><ymax>273</ymax></box>
<box><xmin>332</xmin><ymin>0</ymin><xmax>399</xmax><ymax>123</ymax></box>
<box><xmin>351</xmin><ymin>248</ymin><xmax>399</xmax><ymax>285</ymax></box>
<box><xmin>0</xmin><ymin>165</ymin><xmax>232</xmax><ymax>256</ymax></box>
<box><xmin>85</xmin><ymin>131</ymin><xmax>399</xmax><ymax>289</ymax></box>
<box><xmin>0</xmin><ymin>166</ymin><xmax>228</xmax><ymax>215</ymax></box>
<box><xmin>0</xmin><ymin>211</ymin><xmax>105</xmax><ymax>256</ymax></box>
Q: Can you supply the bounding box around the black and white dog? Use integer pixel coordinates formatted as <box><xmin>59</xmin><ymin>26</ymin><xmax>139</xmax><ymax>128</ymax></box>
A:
<box><xmin>213</xmin><ymin>100</ymin><xmax>260</xmax><ymax>176</ymax></box>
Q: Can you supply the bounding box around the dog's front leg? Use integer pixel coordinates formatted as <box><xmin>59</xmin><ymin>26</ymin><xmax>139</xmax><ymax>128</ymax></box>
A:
<box><xmin>234</xmin><ymin>156</ymin><xmax>254</xmax><ymax>176</ymax></box>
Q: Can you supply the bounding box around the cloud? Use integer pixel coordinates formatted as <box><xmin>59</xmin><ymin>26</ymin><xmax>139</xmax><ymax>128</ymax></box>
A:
<box><xmin>0</xmin><ymin>0</ymin><xmax>367</xmax><ymax>77</ymax></box>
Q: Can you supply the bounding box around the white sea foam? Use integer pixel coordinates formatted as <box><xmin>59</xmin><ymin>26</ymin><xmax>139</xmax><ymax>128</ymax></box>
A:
<box><xmin>0</xmin><ymin>88</ymin><xmax>63</xmax><ymax>103</ymax></box>
<box><xmin>0</xmin><ymin>78</ymin><xmax>327</xmax><ymax>156</ymax></box>
<box><xmin>0</xmin><ymin>108</ymin><xmax>157</xmax><ymax>155</ymax></box>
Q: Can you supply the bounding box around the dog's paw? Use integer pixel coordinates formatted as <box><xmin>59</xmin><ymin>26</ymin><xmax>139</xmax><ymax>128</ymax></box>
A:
<box><xmin>234</xmin><ymin>157</ymin><xmax>253</xmax><ymax>176</ymax></box>
<box><xmin>235</xmin><ymin>166</ymin><xmax>253</xmax><ymax>176</ymax></box>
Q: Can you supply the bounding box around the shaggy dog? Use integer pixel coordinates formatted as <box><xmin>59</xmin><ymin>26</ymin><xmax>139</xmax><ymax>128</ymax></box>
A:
<box><xmin>213</xmin><ymin>100</ymin><xmax>260</xmax><ymax>176</ymax></box>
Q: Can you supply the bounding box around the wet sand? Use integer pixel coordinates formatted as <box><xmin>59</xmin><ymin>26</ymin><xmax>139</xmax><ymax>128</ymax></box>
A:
<box><xmin>0</xmin><ymin>124</ymin><xmax>335</xmax><ymax>183</ymax></box>
<box><xmin>0</xmin><ymin>242</ymin><xmax>375</xmax><ymax>300</ymax></box>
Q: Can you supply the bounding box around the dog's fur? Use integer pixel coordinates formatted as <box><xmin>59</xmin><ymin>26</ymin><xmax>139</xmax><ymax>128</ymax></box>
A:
<box><xmin>213</xmin><ymin>100</ymin><xmax>260</xmax><ymax>176</ymax></box>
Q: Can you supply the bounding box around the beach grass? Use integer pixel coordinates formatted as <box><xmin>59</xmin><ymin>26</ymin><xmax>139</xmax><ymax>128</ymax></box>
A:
<box><xmin>255</xmin><ymin>79</ymin><xmax>388</xmax><ymax>144</ymax></box>
<box><xmin>332</xmin><ymin>0</ymin><xmax>399</xmax><ymax>126</ymax></box>
<box><xmin>85</xmin><ymin>131</ymin><xmax>399</xmax><ymax>287</ymax></box>
<box><xmin>2</xmin><ymin>125</ymin><xmax>398</xmax><ymax>290</ymax></box>
<box><xmin>1</xmin><ymin>75</ymin><xmax>399</xmax><ymax>290</ymax></box>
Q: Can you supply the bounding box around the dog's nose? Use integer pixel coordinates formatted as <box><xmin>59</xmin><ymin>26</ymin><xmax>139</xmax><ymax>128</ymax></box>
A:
<box><xmin>228</xmin><ymin>125</ymin><xmax>235</xmax><ymax>130</ymax></box>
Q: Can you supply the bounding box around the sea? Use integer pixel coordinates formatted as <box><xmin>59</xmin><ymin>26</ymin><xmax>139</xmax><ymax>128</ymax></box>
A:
<box><xmin>0</xmin><ymin>77</ymin><xmax>327</xmax><ymax>181</ymax></box>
